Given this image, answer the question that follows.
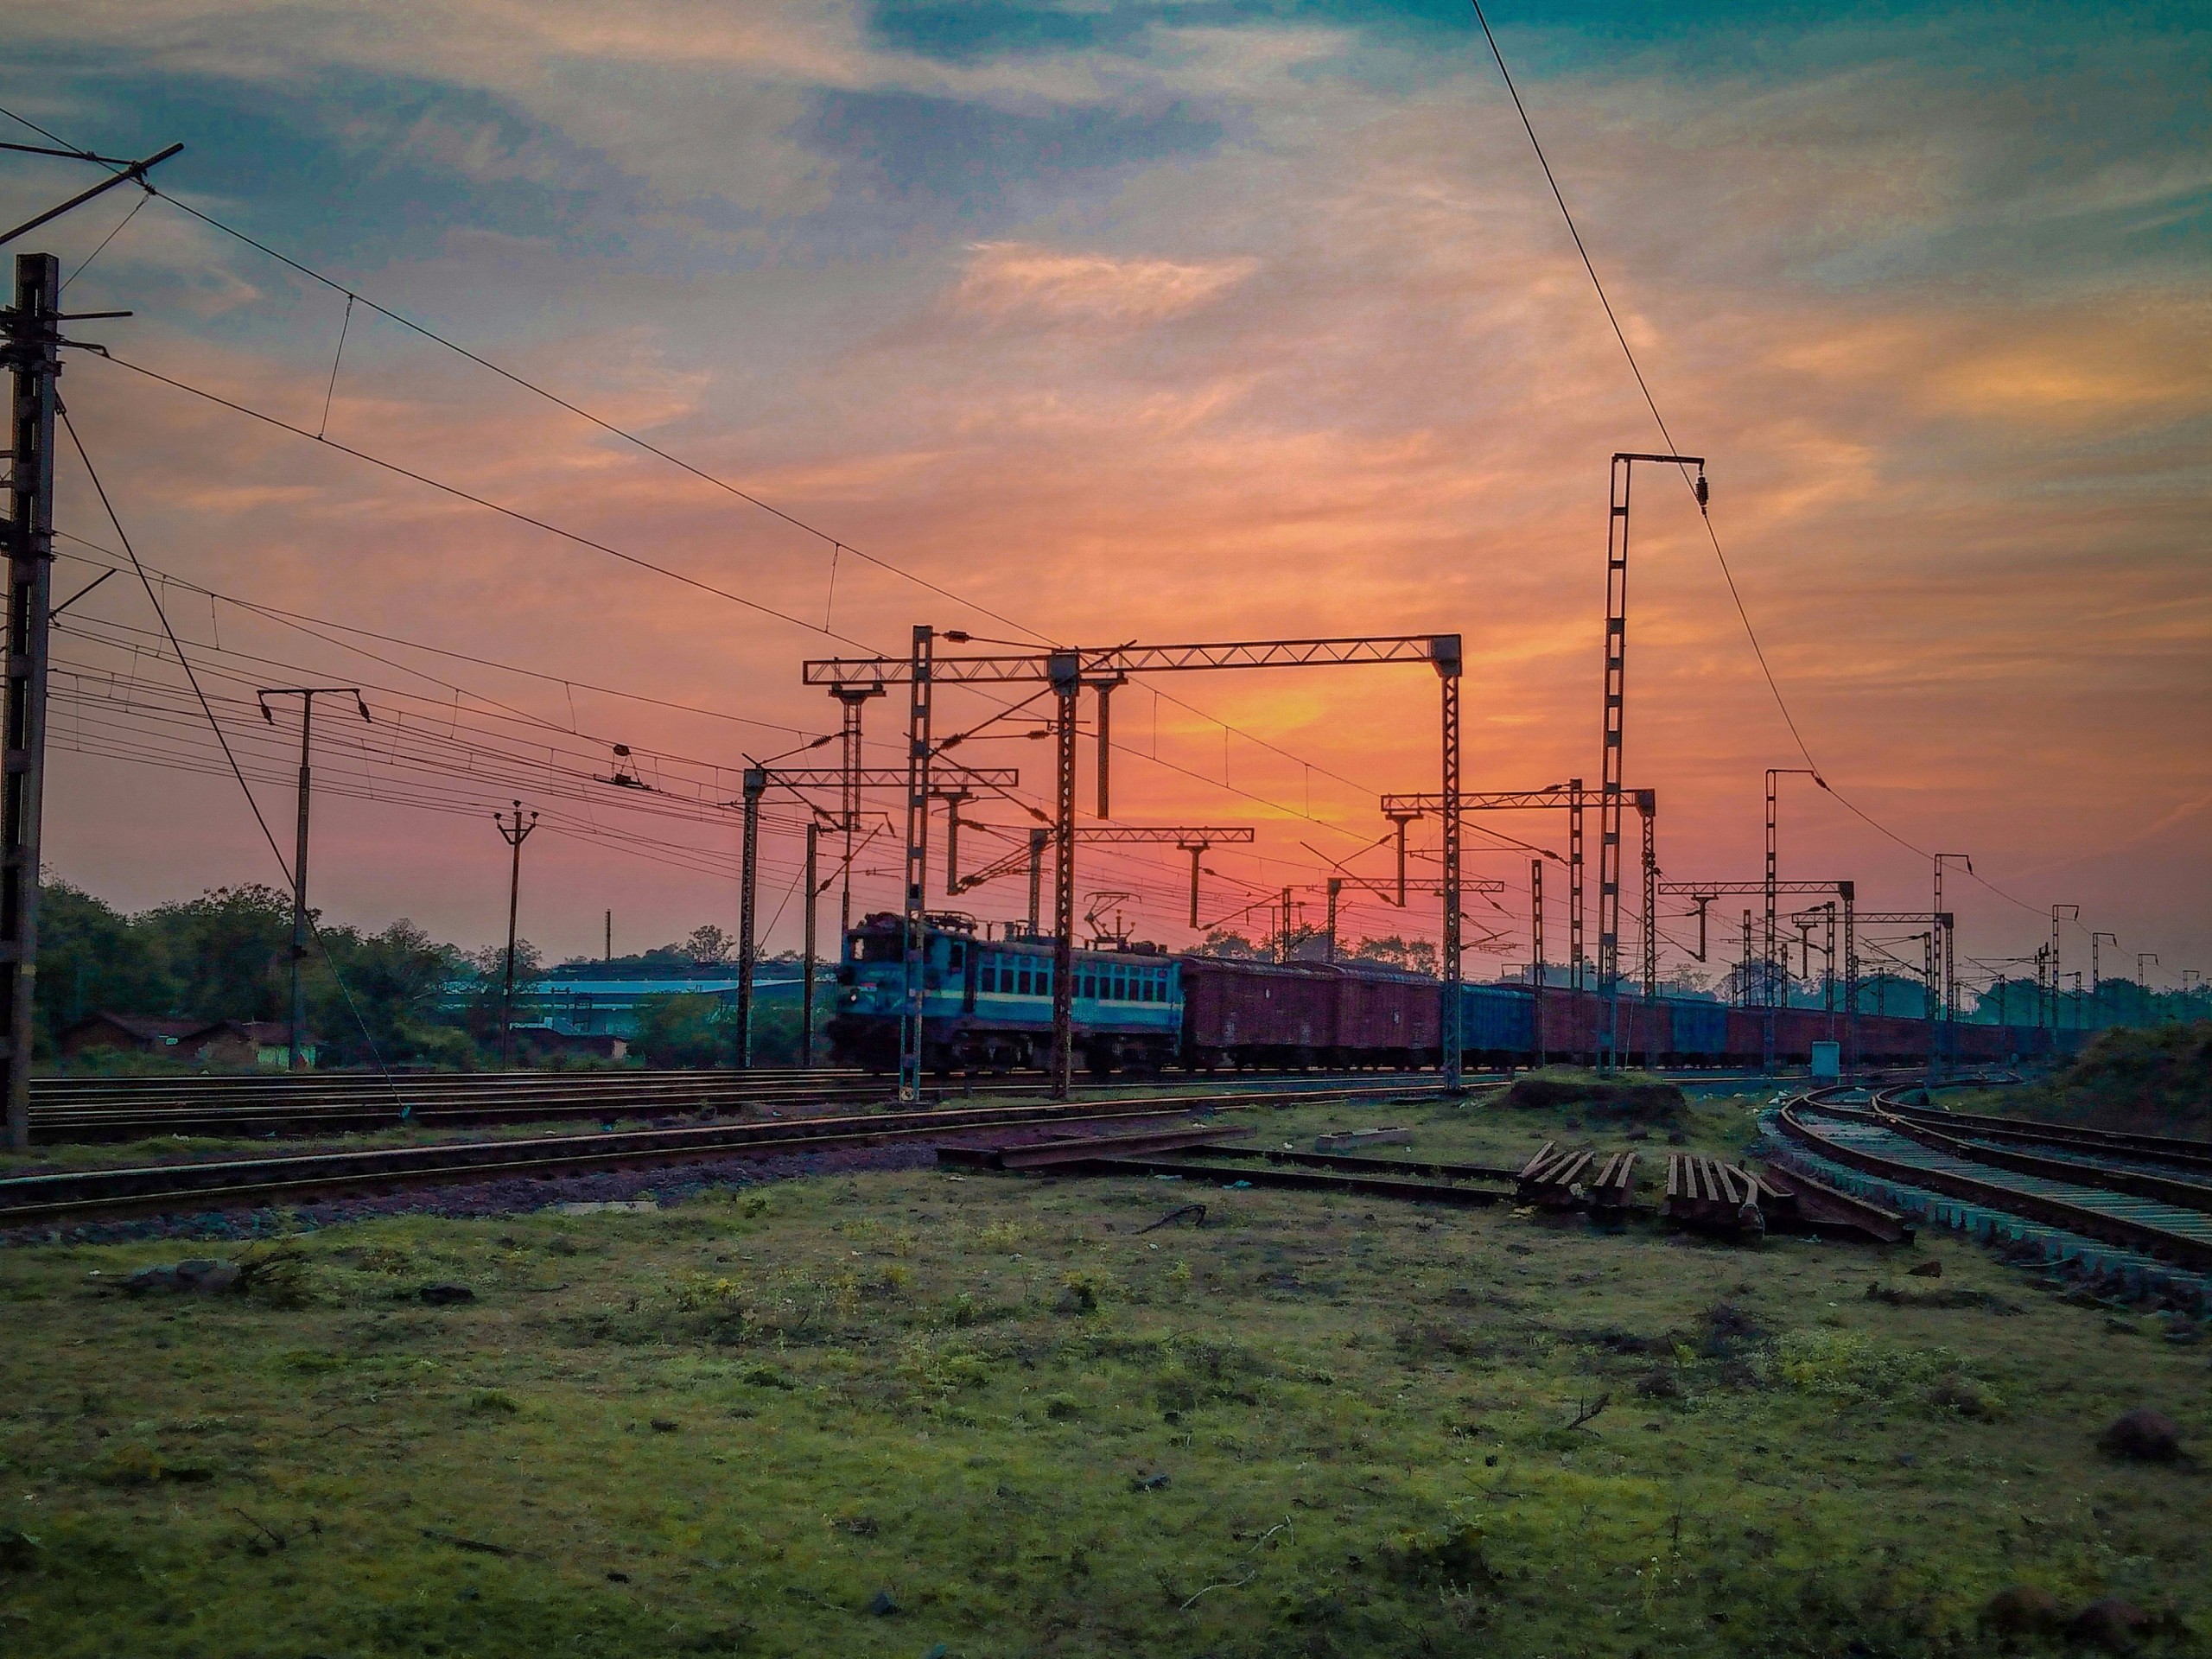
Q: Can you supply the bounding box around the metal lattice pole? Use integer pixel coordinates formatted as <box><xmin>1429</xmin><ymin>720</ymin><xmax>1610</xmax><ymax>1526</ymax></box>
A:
<box><xmin>1048</xmin><ymin>652</ymin><xmax>1080</xmax><ymax>1097</ymax></box>
<box><xmin>898</xmin><ymin>628</ymin><xmax>934</xmax><ymax>1103</ymax></box>
<box><xmin>1567</xmin><ymin>779</ymin><xmax>1585</xmax><ymax>992</ymax></box>
<box><xmin>1599</xmin><ymin>456</ymin><xmax>1632</xmax><ymax>1070</ymax></box>
<box><xmin>1439</xmin><ymin>655</ymin><xmax>1462</xmax><ymax>1090</ymax></box>
<box><xmin>738</xmin><ymin>766</ymin><xmax>763</xmax><ymax>1069</ymax></box>
<box><xmin>802</xmin><ymin>818</ymin><xmax>818</xmax><ymax>1068</ymax></box>
<box><xmin>1530</xmin><ymin>858</ymin><xmax>1546</xmax><ymax>1068</ymax></box>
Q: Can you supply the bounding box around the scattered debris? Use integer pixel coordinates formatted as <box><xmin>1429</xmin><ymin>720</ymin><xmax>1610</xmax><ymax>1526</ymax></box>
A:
<box><xmin>232</xmin><ymin>1507</ymin><xmax>287</xmax><ymax>1554</ymax></box>
<box><xmin>1131</xmin><ymin>1472</ymin><xmax>1171</xmax><ymax>1491</ymax></box>
<box><xmin>649</xmin><ymin>1419</ymin><xmax>679</xmax><ymax>1433</ymax></box>
<box><xmin>1566</xmin><ymin>1393</ymin><xmax>1611</xmax><ymax>1430</ymax></box>
<box><xmin>2097</xmin><ymin>1409</ymin><xmax>2184</xmax><ymax>1464</ymax></box>
<box><xmin>418</xmin><ymin>1283</ymin><xmax>476</xmax><ymax>1306</ymax></box>
<box><xmin>0</xmin><ymin>1529</ymin><xmax>39</xmax><ymax>1573</ymax></box>
<box><xmin>867</xmin><ymin>1588</ymin><xmax>900</xmax><ymax>1617</ymax></box>
<box><xmin>1908</xmin><ymin>1258</ymin><xmax>1944</xmax><ymax>1278</ymax></box>
<box><xmin>1136</xmin><ymin>1203</ymin><xmax>1207</xmax><ymax>1235</ymax></box>
<box><xmin>552</xmin><ymin>1196</ymin><xmax>659</xmax><ymax>1215</ymax></box>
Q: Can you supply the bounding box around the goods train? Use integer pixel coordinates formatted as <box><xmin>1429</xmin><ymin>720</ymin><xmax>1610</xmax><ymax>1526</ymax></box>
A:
<box><xmin>826</xmin><ymin>912</ymin><xmax>2075</xmax><ymax>1075</ymax></box>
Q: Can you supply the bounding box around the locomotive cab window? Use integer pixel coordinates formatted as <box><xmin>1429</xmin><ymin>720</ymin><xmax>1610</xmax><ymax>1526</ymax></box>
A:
<box><xmin>948</xmin><ymin>943</ymin><xmax>964</xmax><ymax>971</ymax></box>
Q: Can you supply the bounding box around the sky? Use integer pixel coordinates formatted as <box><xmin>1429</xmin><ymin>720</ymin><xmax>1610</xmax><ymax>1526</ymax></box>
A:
<box><xmin>3</xmin><ymin>0</ymin><xmax>2208</xmax><ymax>995</ymax></box>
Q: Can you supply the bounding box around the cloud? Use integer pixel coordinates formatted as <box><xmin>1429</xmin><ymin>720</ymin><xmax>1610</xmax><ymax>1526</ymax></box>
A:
<box><xmin>13</xmin><ymin>2</ymin><xmax>2210</xmax><ymax>971</ymax></box>
<box><xmin>956</xmin><ymin>241</ymin><xmax>1260</xmax><ymax>324</ymax></box>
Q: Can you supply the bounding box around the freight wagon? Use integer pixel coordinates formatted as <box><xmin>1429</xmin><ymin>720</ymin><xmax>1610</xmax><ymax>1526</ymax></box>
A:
<box><xmin>828</xmin><ymin>914</ymin><xmax>2077</xmax><ymax>1075</ymax></box>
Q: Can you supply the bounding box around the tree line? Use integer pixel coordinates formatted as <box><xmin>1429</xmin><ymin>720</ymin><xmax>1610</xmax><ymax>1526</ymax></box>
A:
<box><xmin>33</xmin><ymin>879</ymin><xmax>817</xmax><ymax>1071</ymax></box>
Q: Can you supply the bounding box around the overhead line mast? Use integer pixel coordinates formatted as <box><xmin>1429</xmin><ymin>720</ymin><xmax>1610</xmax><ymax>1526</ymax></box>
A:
<box><xmin>1599</xmin><ymin>452</ymin><xmax>1703</xmax><ymax>1071</ymax></box>
<box><xmin>807</xmin><ymin>634</ymin><xmax>1464</xmax><ymax>1102</ymax></box>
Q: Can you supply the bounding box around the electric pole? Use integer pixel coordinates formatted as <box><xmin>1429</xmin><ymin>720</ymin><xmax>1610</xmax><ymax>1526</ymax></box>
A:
<box><xmin>257</xmin><ymin>687</ymin><xmax>369</xmax><ymax>1070</ymax></box>
<box><xmin>494</xmin><ymin>801</ymin><xmax>537</xmax><ymax>1069</ymax></box>
<box><xmin>2</xmin><ymin>254</ymin><xmax>58</xmax><ymax>1149</ymax></box>
<box><xmin>802</xmin><ymin>816</ymin><xmax>820</xmax><ymax>1068</ymax></box>
<box><xmin>1</xmin><ymin>148</ymin><xmax>179</xmax><ymax>1145</ymax></box>
<box><xmin>1599</xmin><ymin>452</ymin><xmax>1704</xmax><ymax>1070</ymax></box>
<box><xmin>1933</xmin><ymin>852</ymin><xmax>1970</xmax><ymax>1059</ymax></box>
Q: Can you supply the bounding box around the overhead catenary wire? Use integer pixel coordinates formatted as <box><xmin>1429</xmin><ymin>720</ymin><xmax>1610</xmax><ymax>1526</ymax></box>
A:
<box><xmin>1460</xmin><ymin>3</ymin><xmax>2052</xmax><ymax>926</ymax></box>
<box><xmin>0</xmin><ymin>99</ymin><xmax>1413</xmax><ymax>841</ymax></box>
<box><xmin>58</xmin><ymin>406</ymin><xmax>407</xmax><ymax>1096</ymax></box>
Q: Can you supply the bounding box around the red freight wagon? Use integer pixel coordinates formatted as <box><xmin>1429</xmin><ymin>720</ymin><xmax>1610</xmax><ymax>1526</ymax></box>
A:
<box><xmin>1537</xmin><ymin>989</ymin><xmax>1673</xmax><ymax>1065</ymax></box>
<box><xmin>1330</xmin><ymin>966</ymin><xmax>1437</xmax><ymax>1061</ymax></box>
<box><xmin>1179</xmin><ymin>958</ymin><xmax>1436</xmax><ymax>1067</ymax></box>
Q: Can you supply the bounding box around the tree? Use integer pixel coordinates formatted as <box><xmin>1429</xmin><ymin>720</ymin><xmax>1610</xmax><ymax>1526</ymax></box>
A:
<box><xmin>1192</xmin><ymin>929</ymin><xmax>1262</xmax><ymax>960</ymax></box>
<box><xmin>312</xmin><ymin>919</ymin><xmax>473</xmax><ymax>1068</ymax></box>
<box><xmin>1350</xmin><ymin>936</ymin><xmax>1439</xmax><ymax>977</ymax></box>
<box><xmin>632</xmin><ymin>994</ymin><xmax>732</xmax><ymax>1068</ymax></box>
<box><xmin>682</xmin><ymin>924</ymin><xmax>737</xmax><ymax>964</ymax></box>
<box><xmin>140</xmin><ymin>885</ymin><xmax>294</xmax><ymax>1022</ymax></box>
<box><xmin>35</xmin><ymin>880</ymin><xmax>175</xmax><ymax>1050</ymax></box>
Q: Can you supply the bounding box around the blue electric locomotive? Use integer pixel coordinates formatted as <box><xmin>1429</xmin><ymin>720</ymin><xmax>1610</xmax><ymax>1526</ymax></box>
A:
<box><xmin>828</xmin><ymin>912</ymin><xmax>1181</xmax><ymax>1074</ymax></box>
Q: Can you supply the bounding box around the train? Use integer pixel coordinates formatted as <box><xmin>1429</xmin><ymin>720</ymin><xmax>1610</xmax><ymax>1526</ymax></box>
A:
<box><xmin>825</xmin><ymin>912</ymin><xmax>2079</xmax><ymax>1074</ymax></box>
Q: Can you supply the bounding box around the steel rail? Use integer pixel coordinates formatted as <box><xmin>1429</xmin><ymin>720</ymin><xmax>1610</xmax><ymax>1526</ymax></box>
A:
<box><xmin>21</xmin><ymin>1067</ymin><xmax>1471</xmax><ymax>1145</ymax></box>
<box><xmin>1882</xmin><ymin>1098</ymin><xmax>2212</xmax><ymax>1173</ymax></box>
<box><xmin>0</xmin><ymin>1082</ymin><xmax>1445</xmax><ymax>1226</ymax></box>
<box><xmin>1865</xmin><ymin>1090</ymin><xmax>2212</xmax><ymax>1217</ymax></box>
<box><xmin>1776</xmin><ymin>1094</ymin><xmax>2212</xmax><ymax>1273</ymax></box>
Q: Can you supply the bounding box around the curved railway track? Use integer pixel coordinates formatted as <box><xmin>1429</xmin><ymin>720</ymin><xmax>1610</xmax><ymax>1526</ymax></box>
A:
<box><xmin>0</xmin><ymin>1079</ymin><xmax>1453</xmax><ymax>1229</ymax></box>
<box><xmin>1776</xmin><ymin>1087</ymin><xmax>2212</xmax><ymax>1278</ymax></box>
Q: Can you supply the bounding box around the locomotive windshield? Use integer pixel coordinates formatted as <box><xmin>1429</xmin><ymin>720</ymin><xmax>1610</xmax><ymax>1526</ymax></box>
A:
<box><xmin>850</xmin><ymin>934</ymin><xmax>904</xmax><ymax>963</ymax></box>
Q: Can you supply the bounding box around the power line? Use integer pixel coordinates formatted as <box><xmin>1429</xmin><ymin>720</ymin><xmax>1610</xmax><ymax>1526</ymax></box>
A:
<box><xmin>0</xmin><ymin>101</ymin><xmax>1408</xmax><ymax>839</ymax></box>
<box><xmin>94</xmin><ymin>350</ymin><xmax>879</xmax><ymax>650</ymax></box>
<box><xmin>60</xmin><ymin>405</ymin><xmax>406</xmax><ymax>1090</ymax></box>
<box><xmin>1462</xmin><ymin>3</ymin><xmax>2056</xmax><ymax>928</ymax></box>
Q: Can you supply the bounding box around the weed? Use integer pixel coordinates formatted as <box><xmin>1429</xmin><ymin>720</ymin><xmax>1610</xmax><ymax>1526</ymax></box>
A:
<box><xmin>467</xmin><ymin>1389</ymin><xmax>522</xmax><ymax>1415</ymax></box>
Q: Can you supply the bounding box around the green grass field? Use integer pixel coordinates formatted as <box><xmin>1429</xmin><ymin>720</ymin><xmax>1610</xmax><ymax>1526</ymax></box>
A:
<box><xmin>2</xmin><ymin>1089</ymin><xmax>2204</xmax><ymax>1657</ymax></box>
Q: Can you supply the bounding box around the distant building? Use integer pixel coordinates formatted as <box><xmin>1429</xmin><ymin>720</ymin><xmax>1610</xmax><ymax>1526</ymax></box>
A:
<box><xmin>57</xmin><ymin>1012</ymin><xmax>209</xmax><ymax>1058</ymax></box>
<box><xmin>57</xmin><ymin>1012</ymin><xmax>318</xmax><ymax>1069</ymax></box>
<box><xmin>437</xmin><ymin>969</ymin><xmax>804</xmax><ymax>1040</ymax></box>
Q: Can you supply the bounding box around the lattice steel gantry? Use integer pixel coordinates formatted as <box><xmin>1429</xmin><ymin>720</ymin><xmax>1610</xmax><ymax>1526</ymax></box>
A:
<box><xmin>805</xmin><ymin>634</ymin><xmax>1465</xmax><ymax>1101</ymax></box>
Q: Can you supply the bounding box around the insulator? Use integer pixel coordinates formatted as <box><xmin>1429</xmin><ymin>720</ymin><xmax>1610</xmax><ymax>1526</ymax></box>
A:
<box><xmin>1694</xmin><ymin>472</ymin><xmax>1710</xmax><ymax>509</ymax></box>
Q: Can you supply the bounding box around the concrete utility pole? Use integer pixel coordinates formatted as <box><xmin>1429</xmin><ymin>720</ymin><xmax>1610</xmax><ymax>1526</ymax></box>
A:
<box><xmin>1</xmin><ymin>145</ymin><xmax>181</xmax><ymax>1143</ymax></box>
<box><xmin>2</xmin><ymin>254</ymin><xmax>58</xmax><ymax>1149</ymax></box>
<box><xmin>494</xmin><ymin>801</ymin><xmax>537</xmax><ymax>1069</ymax></box>
<box><xmin>258</xmin><ymin>687</ymin><xmax>369</xmax><ymax>1070</ymax></box>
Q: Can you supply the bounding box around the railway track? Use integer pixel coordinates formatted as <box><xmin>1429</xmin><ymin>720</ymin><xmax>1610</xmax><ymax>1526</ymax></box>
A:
<box><xmin>23</xmin><ymin>1063</ymin><xmax>1789</xmax><ymax>1145</ymax></box>
<box><xmin>1775</xmin><ymin>1088</ymin><xmax>2212</xmax><ymax>1280</ymax></box>
<box><xmin>0</xmin><ymin>1079</ymin><xmax>1453</xmax><ymax>1229</ymax></box>
<box><xmin>22</xmin><ymin>1065</ymin><xmax>1460</xmax><ymax>1144</ymax></box>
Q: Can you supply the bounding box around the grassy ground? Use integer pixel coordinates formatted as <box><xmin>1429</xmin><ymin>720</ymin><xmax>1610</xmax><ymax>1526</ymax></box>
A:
<box><xmin>2</xmin><ymin>1089</ymin><xmax>2205</xmax><ymax>1658</ymax></box>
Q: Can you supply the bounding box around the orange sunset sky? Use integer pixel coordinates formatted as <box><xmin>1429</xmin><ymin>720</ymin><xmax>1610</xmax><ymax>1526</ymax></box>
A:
<box><xmin>4</xmin><ymin>0</ymin><xmax>2208</xmax><ymax>995</ymax></box>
